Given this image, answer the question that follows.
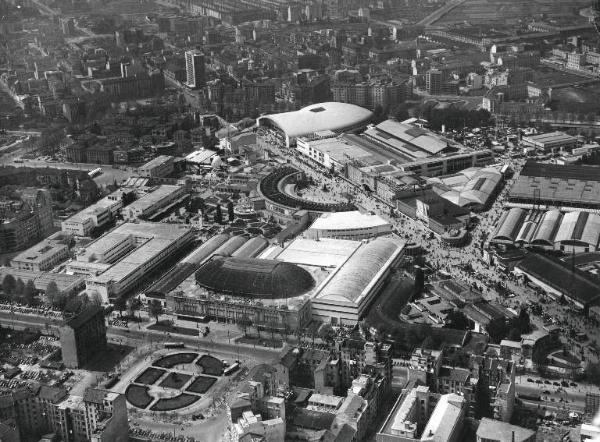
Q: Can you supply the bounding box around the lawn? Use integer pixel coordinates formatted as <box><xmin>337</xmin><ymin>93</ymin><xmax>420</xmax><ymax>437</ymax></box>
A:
<box><xmin>153</xmin><ymin>352</ymin><xmax>198</xmax><ymax>368</ymax></box>
<box><xmin>159</xmin><ymin>372</ymin><xmax>192</xmax><ymax>389</ymax></box>
<box><xmin>135</xmin><ymin>367</ymin><xmax>166</xmax><ymax>385</ymax></box>
<box><xmin>147</xmin><ymin>322</ymin><xmax>199</xmax><ymax>336</ymax></box>
<box><xmin>197</xmin><ymin>355</ymin><xmax>224</xmax><ymax>376</ymax></box>
<box><xmin>125</xmin><ymin>385</ymin><xmax>153</xmax><ymax>409</ymax></box>
<box><xmin>186</xmin><ymin>375</ymin><xmax>217</xmax><ymax>394</ymax></box>
<box><xmin>150</xmin><ymin>394</ymin><xmax>200</xmax><ymax>411</ymax></box>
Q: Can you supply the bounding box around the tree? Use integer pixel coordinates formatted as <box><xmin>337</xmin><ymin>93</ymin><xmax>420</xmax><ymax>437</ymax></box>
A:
<box><xmin>114</xmin><ymin>296</ymin><xmax>127</xmax><ymax>318</ymax></box>
<box><xmin>149</xmin><ymin>300</ymin><xmax>164</xmax><ymax>324</ymax></box>
<box><xmin>23</xmin><ymin>280</ymin><xmax>37</xmax><ymax>306</ymax></box>
<box><xmin>318</xmin><ymin>323</ymin><xmax>336</xmax><ymax>343</ymax></box>
<box><xmin>15</xmin><ymin>278</ymin><xmax>25</xmax><ymax>297</ymax></box>
<box><xmin>237</xmin><ymin>314</ymin><xmax>252</xmax><ymax>337</ymax></box>
<box><xmin>128</xmin><ymin>297</ymin><xmax>142</xmax><ymax>318</ymax></box>
<box><xmin>517</xmin><ymin>308</ymin><xmax>531</xmax><ymax>334</ymax></box>
<box><xmin>45</xmin><ymin>281</ymin><xmax>60</xmax><ymax>305</ymax></box>
<box><xmin>486</xmin><ymin>317</ymin><xmax>509</xmax><ymax>344</ymax></box>
<box><xmin>445</xmin><ymin>310</ymin><xmax>471</xmax><ymax>331</ymax></box>
<box><xmin>2</xmin><ymin>274</ymin><xmax>16</xmax><ymax>299</ymax></box>
<box><xmin>227</xmin><ymin>201</ymin><xmax>234</xmax><ymax>222</ymax></box>
<box><xmin>392</xmin><ymin>103</ymin><xmax>410</xmax><ymax>122</ymax></box>
<box><xmin>214</xmin><ymin>205</ymin><xmax>223</xmax><ymax>224</ymax></box>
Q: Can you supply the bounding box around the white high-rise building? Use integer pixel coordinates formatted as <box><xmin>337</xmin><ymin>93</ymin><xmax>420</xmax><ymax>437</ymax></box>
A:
<box><xmin>185</xmin><ymin>49</ymin><xmax>205</xmax><ymax>89</ymax></box>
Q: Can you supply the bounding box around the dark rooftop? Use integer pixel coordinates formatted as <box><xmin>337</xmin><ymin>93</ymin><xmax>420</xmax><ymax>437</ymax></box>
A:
<box><xmin>83</xmin><ymin>388</ymin><xmax>106</xmax><ymax>404</ymax></box>
<box><xmin>291</xmin><ymin>408</ymin><xmax>335</xmax><ymax>431</ymax></box>
<box><xmin>63</xmin><ymin>305</ymin><xmax>104</xmax><ymax>330</ymax></box>
<box><xmin>195</xmin><ymin>257</ymin><xmax>315</xmax><ymax>299</ymax></box>
<box><xmin>516</xmin><ymin>253</ymin><xmax>600</xmax><ymax>306</ymax></box>
<box><xmin>520</xmin><ymin>160</ymin><xmax>600</xmax><ymax>183</ymax></box>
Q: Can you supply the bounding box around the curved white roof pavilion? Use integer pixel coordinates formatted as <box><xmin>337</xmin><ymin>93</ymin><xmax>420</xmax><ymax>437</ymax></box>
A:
<box><xmin>257</xmin><ymin>102</ymin><xmax>373</xmax><ymax>146</ymax></box>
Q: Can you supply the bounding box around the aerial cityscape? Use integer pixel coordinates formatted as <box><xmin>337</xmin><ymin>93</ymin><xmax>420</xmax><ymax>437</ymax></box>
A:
<box><xmin>2</xmin><ymin>0</ymin><xmax>600</xmax><ymax>441</ymax></box>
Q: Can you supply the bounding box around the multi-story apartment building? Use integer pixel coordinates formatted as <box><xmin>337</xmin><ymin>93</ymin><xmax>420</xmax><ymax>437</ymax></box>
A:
<box><xmin>331</xmin><ymin>80</ymin><xmax>410</xmax><ymax>110</ymax></box>
<box><xmin>0</xmin><ymin>387</ymin><xmax>127</xmax><ymax>442</ymax></box>
<box><xmin>0</xmin><ymin>189</ymin><xmax>53</xmax><ymax>252</ymax></box>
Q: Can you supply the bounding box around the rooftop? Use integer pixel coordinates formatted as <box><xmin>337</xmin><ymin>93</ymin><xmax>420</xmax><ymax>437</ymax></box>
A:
<box><xmin>516</xmin><ymin>253</ymin><xmax>600</xmax><ymax>306</ymax></box>
<box><xmin>138</xmin><ymin>155</ymin><xmax>173</xmax><ymax>170</ymax></box>
<box><xmin>364</xmin><ymin>119</ymin><xmax>449</xmax><ymax>157</ymax></box>
<box><xmin>195</xmin><ymin>257</ymin><xmax>315</xmax><ymax>299</ymax></box>
<box><xmin>522</xmin><ymin>131</ymin><xmax>577</xmax><ymax>145</ymax></box>
<box><xmin>476</xmin><ymin>418</ymin><xmax>536</xmax><ymax>442</ymax></box>
<box><xmin>315</xmin><ymin>236</ymin><xmax>405</xmax><ymax>306</ymax></box>
<box><xmin>258</xmin><ymin>102</ymin><xmax>373</xmax><ymax>139</ymax></box>
<box><xmin>421</xmin><ymin>393</ymin><xmax>465</xmax><ymax>442</ymax></box>
<box><xmin>127</xmin><ymin>185</ymin><xmax>183</xmax><ymax>213</ymax></box>
<box><xmin>63</xmin><ymin>305</ymin><xmax>104</xmax><ymax>330</ymax></box>
<box><xmin>270</xmin><ymin>237</ymin><xmax>361</xmax><ymax>268</ymax></box>
<box><xmin>309</xmin><ymin>211</ymin><xmax>391</xmax><ymax>232</ymax></box>
<box><xmin>12</xmin><ymin>240</ymin><xmax>67</xmax><ymax>265</ymax></box>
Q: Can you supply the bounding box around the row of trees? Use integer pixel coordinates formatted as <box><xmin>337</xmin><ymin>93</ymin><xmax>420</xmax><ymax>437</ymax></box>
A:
<box><xmin>235</xmin><ymin>314</ymin><xmax>336</xmax><ymax>345</ymax></box>
<box><xmin>2</xmin><ymin>274</ymin><xmax>37</xmax><ymax>306</ymax></box>
<box><xmin>2</xmin><ymin>274</ymin><xmax>102</xmax><ymax>315</ymax></box>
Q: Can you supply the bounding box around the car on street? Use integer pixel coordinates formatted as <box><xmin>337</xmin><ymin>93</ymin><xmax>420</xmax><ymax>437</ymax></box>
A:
<box><xmin>527</xmin><ymin>378</ymin><xmax>534</xmax><ymax>382</ymax></box>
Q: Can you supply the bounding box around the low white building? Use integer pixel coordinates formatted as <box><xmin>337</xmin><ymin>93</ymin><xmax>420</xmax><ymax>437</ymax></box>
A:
<box><xmin>11</xmin><ymin>240</ymin><xmax>69</xmax><ymax>272</ymax></box>
<box><xmin>306</xmin><ymin>211</ymin><xmax>392</xmax><ymax>241</ymax></box>
<box><xmin>137</xmin><ymin>155</ymin><xmax>174</xmax><ymax>178</ymax></box>
<box><xmin>122</xmin><ymin>185</ymin><xmax>187</xmax><ymax>221</ymax></box>
<box><xmin>61</xmin><ymin>191</ymin><xmax>125</xmax><ymax>236</ymax></box>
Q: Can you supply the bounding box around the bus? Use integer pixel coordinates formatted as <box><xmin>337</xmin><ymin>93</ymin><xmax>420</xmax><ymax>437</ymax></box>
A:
<box><xmin>223</xmin><ymin>362</ymin><xmax>240</xmax><ymax>376</ymax></box>
<box><xmin>88</xmin><ymin>167</ymin><xmax>102</xmax><ymax>178</ymax></box>
<box><xmin>164</xmin><ymin>342</ymin><xmax>185</xmax><ymax>349</ymax></box>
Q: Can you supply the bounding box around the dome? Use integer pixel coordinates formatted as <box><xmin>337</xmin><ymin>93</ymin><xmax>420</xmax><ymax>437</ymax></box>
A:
<box><xmin>195</xmin><ymin>257</ymin><xmax>314</xmax><ymax>299</ymax></box>
<box><xmin>257</xmin><ymin>102</ymin><xmax>373</xmax><ymax>139</ymax></box>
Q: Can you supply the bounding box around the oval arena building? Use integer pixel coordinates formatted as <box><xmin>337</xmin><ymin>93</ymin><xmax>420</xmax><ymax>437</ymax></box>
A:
<box><xmin>257</xmin><ymin>102</ymin><xmax>374</xmax><ymax>147</ymax></box>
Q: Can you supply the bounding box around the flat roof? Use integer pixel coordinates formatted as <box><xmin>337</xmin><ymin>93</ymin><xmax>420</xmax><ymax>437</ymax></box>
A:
<box><xmin>516</xmin><ymin>253</ymin><xmax>600</xmax><ymax>306</ymax></box>
<box><xmin>421</xmin><ymin>394</ymin><xmax>464</xmax><ymax>442</ymax></box>
<box><xmin>186</xmin><ymin>150</ymin><xmax>217</xmax><ymax>164</ymax></box>
<box><xmin>63</xmin><ymin>192</ymin><xmax>123</xmax><ymax>224</ymax></box>
<box><xmin>273</xmin><ymin>237</ymin><xmax>361</xmax><ymax>268</ymax></box>
<box><xmin>387</xmin><ymin>385</ymin><xmax>429</xmax><ymax>435</ymax></box>
<box><xmin>308</xmin><ymin>394</ymin><xmax>344</xmax><ymax>408</ymax></box>
<box><xmin>523</xmin><ymin>131</ymin><xmax>577</xmax><ymax>145</ymax></box>
<box><xmin>12</xmin><ymin>240</ymin><xmax>67</xmax><ymax>264</ymax></box>
<box><xmin>519</xmin><ymin>160</ymin><xmax>600</xmax><ymax>183</ymax></box>
<box><xmin>309</xmin><ymin>211</ymin><xmax>391</xmax><ymax>231</ymax></box>
<box><xmin>139</xmin><ymin>155</ymin><xmax>173</xmax><ymax>170</ymax></box>
<box><xmin>476</xmin><ymin>418</ymin><xmax>536</xmax><ymax>442</ymax></box>
<box><xmin>127</xmin><ymin>185</ymin><xmax>183</xmax><ymax>212</ymax></box>
<box><xmin>87</xmin><ymin>222</ymin><xmax>192</xmax><ymax>284</ymax></box>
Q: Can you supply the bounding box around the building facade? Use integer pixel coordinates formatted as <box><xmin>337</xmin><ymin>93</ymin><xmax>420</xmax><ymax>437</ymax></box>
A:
<box><xmin>59</xmin><ymin>307</ymin><xmax>107</xmax><ymax>369</ymax></box>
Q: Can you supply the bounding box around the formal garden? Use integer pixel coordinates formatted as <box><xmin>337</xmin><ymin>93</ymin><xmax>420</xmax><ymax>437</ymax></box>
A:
<box><xmin>125</xmin><ymin>352</ymin><xmax>224</xmax><ymax>412</ymax></box>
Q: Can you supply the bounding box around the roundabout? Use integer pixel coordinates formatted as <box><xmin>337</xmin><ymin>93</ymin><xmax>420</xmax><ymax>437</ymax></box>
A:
<box><xmin>125</xmin><ymin>352</ymin><xmax>225</xmax><ymax>412</ymax></box>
